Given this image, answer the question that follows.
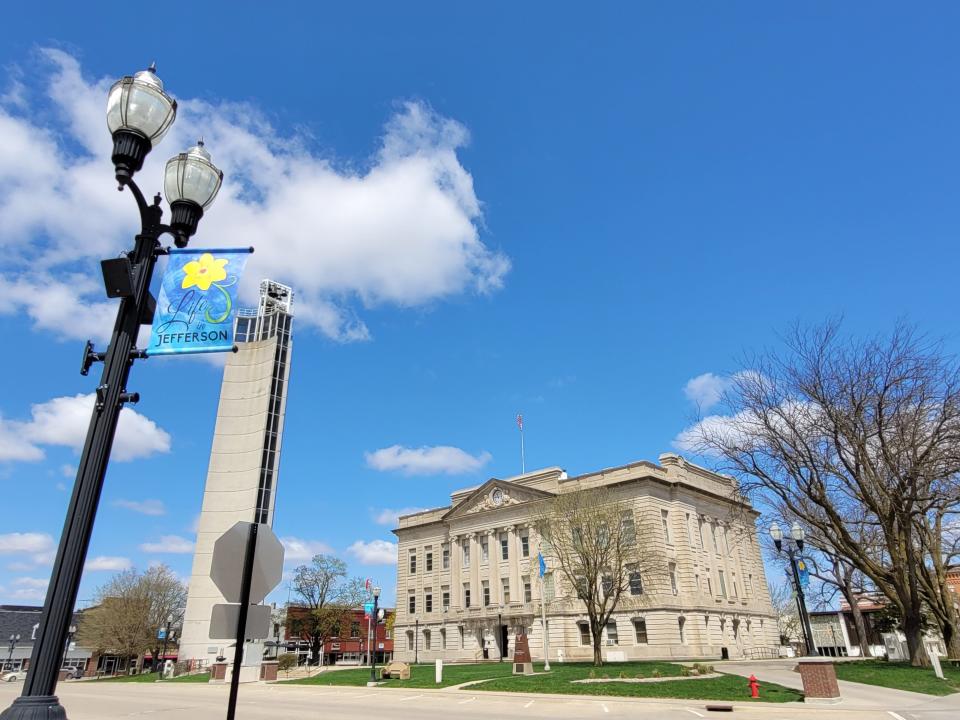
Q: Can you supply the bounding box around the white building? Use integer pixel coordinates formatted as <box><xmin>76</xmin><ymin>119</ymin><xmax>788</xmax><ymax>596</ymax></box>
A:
<box><xmin>392</xmin><ymin>454</ymin><xmax>779</xmax><ymax>663</ymax></box>
<box><xmin>178</xmin><ymin>281</ymin><xmax>293</xmax><ymax>666</ymax></box>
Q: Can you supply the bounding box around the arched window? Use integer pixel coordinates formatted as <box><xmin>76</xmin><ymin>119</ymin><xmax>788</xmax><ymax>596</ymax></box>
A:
<box><xmin>632</xmin><ymin>618</ymin><xmax>648</xmax><ymax>644</ymax></box>
<box><xmin>423</xmin><ymin>629</ymin><xmax>431</xmax><ymax>650</ymax></box>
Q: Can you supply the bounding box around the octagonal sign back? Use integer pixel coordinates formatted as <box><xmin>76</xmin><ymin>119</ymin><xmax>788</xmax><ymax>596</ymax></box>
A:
<box><xmin>210</xmin><ymin>521</ymin><xmax>284</xmax><ymax>604</ymax></box>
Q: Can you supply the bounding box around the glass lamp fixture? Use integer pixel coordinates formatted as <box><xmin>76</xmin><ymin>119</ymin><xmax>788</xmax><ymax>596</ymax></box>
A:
<box><xmin>106</xmin><ymin>63</ymin><xmax>177</xmax><ymax>180</ymax></box>
<box><xmin>769</xmin><ymin>522</ymin><xmax>782</xmax><ymax>543</ymax></box>
<box><xmin>164</xmin><ymin>139</ymin><xmax>223</xmax><ymax>246</ymax></box>
<box><xmin>791</xmin><ymin>521</ymin><xmax>805</xmax><ymax>544</ymax></box>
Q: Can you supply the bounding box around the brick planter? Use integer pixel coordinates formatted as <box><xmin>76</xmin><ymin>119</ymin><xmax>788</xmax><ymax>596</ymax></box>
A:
<box><xmin>210</xmin><ymin>662</ymin><xmax>228</xmax><ymax>682</ymax></box>
<box><xmin>796</xmin><ymin>659</ymin><xmax>840</xmax><ymax>703</ymax></box>
<box><xmin>260</xmin><ymin>662</ymin><xmax>278</xmax><ymax>681</ymax></box>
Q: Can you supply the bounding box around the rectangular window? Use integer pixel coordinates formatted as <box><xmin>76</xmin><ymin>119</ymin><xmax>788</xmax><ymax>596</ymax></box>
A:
<box><xmin>707</xmin><ymin>576</ymin><xmax>713</xmax><ymax>595</ymax></box>
<box><xmin>481</xmin><ymin>538</ymin><xmax>489</xmax><ymax>563</ymax></box>
<box><xmin>408</xmin><ymin>593</ymin><xmax>416</xmax><ymax>614</ymax></box>
<box><xmin>442</xmin><ymin>587</ymin><xmax>450</xmax><ymax>610</ymax></box>
<box><xmin>606</xmin><ymin>620</ymin><xmax>619</xmax><ymax>645</ymax></box>
<box><xmin>463</xmin><ymin>542</ymin><xmax>470</xmax><ymax>567</ymax></box>
<box><xmin>524</xmin><ymin>578</ymin><xmax>532</xmax><ymax>603</ymax></box>
<box><xmin>628</xmin><ymin>564</ymin><xmax>643</xmax><ymax>595</ymax></box>
<box><xmin>440</xmin><ymin>628</ymin><xmax>447</xmax><ymax>650</ymax></box>
<box><xmin>633</xmin><ymin>618</ymin><xmax>648</xmax><ymax>644</ymax></box>
<box><xmin>718</xmin><ymin>570</ymin><xmax>727</xmax><ymax>597</ymax></box>
<box><xmin>544</xmin><ymin>573</ymin><xmax>555</xmax><ymax>601</ymax></box>
<box><xmin>579</xmin><ymin>623</ymin><xmax>591</xmax><ymax>646</ymax></box>
<box><xmin>500</xmin><ymin>535</ymin><xmax>509</xmax><ymax>561</ymax></box>
<box><xmin>424</xmin><ymin>629</ymin><xmax>431</xmax><ymax>650</ymax></box>
<box><xmin>698</xmin><ymin>519</ymin><xmax>706</xmax><ymax>550</ymax></box>
<box><xmin>463</xmin><ymin>583</ymin><xmax>471</xmax><ymax>608</ymax></box>
<box><xmin>661</xmin><ymin>509</ymin><xmax>672</xmax><ymax>544</ymax></box>
<box><xmin>602</xmin><ymin>574</ymin><xmax>614</xmax><ymax>596</ymax></box>
<box><xmin>621</xmin><ymin>511</ymin><xmax>636</xmax><ymax>546</ymax></box>
<box><xmin>669</xmin><ymin>562</ymin><xmax>678</xmax><ymax>595</ymax></box>
<box><xmin>521</xmin><ymin>534</ymin><xmax>530</xmax><ymax>558</ymax></box>
<box><xmin>425</xmin><ymin>591</ymin><xmax>433</xmax><ymax>613</ymax></box>
<box><xmin>686</xmin><ymin>513</ymin><xmax>694</xmax><ymax>547</ymax></box>
<box><xmin>746</xmin><ymin>573</ymin><xmax>753</xmax><ymax>596</ymax></box>
<box><xmin>482</xmin><ymin>580</ymin><xmax>490</xmax><ymax>606</ymax></box>
<box><xmin>459</xmin><ymin>626</ymin><xmax>465</xmax><ymax>649</ymax></box>
<box><xmin>409</xmin><ymin>549</ymin><xmax>417</xmax><ymax>574</ymax></box>
<box><xmin>350</xmin><ymin>621</ymin><xmax>360</xmax><ymax>637</ymax></box>
<box><xmin>425</xmin><ymin>550</ymin><xmax>433</xmax><ymax>572</ymax></box>
<box><xmin>502</xmin><ymin>578</ymin><xmax>510</xmax><ymax>604</ymax></box>
<box><xmin>731</xmin><ymin>573</ymin><xmax>738</xmax><ymax>598</ymax></box>
<box><xmin>678</xmin><ymin>616</ymin><xmax>686</xmax><ymax>644</ymax></box>
<box><xmin>442</xmin><ymin>545</ymin><xmax>450</xmax><ymax>569</ymax></box>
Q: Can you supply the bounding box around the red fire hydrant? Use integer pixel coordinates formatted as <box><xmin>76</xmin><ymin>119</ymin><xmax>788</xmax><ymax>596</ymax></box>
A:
<box><xmin>748</xmin><ymin>674</ymin><xmax>760</xmax><ymax>698</ymax></box>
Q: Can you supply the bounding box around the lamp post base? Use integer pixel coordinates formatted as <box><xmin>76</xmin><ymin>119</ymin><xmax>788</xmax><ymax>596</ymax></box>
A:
<box><xmin>0</xmin><ymin>695</ymin><xmax>67</xmax><ymax>720</ymax></box>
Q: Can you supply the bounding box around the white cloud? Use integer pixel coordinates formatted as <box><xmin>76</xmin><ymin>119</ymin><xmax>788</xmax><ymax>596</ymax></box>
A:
<box><xmin>0</xmin><ymin>577</ymin><xmax>49</xmax><ymax>601</ymax></box>
<box><xmin>280</xmin><ymin>537</ymin><xmax>334</xmax><ymax>562</ymax></box>
<box><xmin>371</xmin><ymin>507</ymin><xmax>426</xmax><ymax>526</ymax></box>
<box><xmin>683</xmin><ymin>372</ymin><xmax>731</xmax><ymax>411</ymax></box>
<box><xmin>0</xmin><ymin>50</ymin><xmax>510</xmax><ymax>345</ymax></box>
<box><xmin>365</xmin><ymin>445</ymin><xmax>491</xmax><ymax>475</ymax></box>
<box><xmin>12</xmin><ymin>577</ymin><xmax>48</xmax><ymax>589</ymax></box>
<box><xmin>346</xmin><ymin>539</ymin><xmax>398</xmax><ymax>565</ymax></box>
<box><xmin>0</xmin><ymin>417</ymin><xmax>44</xmax><ymax>461</ymax></box>
<box><xmin>85</xmin><ymin>556</ymin><xmax>132</xmax><ymax>571</ymax></box>
<box><xmin>0</xmin><ymin>532</ymin><xmax>54</xmax><ymax>555</ymax></box>
<box><xmin>113</xmin><ymin>498</ymin><xmax>166</xmax><ymax>516</ymax></box>
<box><xmin>139</xmin><ymin>535</ymin><xmax>194</xmax><ymax>554</ymax></box>
<box><xmin>60</xmin><ymin>464</ymin><xmax>75</xmax><ymax>477</ymax></box>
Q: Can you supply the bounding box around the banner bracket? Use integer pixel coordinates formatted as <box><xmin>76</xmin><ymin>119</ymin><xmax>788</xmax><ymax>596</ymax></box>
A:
<box><xmin>80</xmin><ymin>340</ymin><xmax>106</xmax><ymax>376</ymax></box>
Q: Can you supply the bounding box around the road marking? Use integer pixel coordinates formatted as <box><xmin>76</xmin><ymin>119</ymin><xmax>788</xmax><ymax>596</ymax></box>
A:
<box><xmin>524</xmin><ymin>700</ymin><xmax>535</xmax><ymax>708</ymax></box>
<box><xmin>601</xmin><ymin>702</ymin><xmax>609</xmax><ymax>713</ymax></box>
<box><xmin>887</xmin><ymin>713</ymin><xmax>907</xmax><ymax>720</ymax></box>
<box><xmin>400</xmin><ymin>694</ymin><xmax>424</xmax><ymax>702</ymax></box>
<box><xmin>684</xmin><ymin>709</ymin><xmax>705</xmax><ymax>718</ymax></box>
<box><xmin>459</xmin><ymin>696</ymin><xmax>477</xmax><ymax>704</ymax></box>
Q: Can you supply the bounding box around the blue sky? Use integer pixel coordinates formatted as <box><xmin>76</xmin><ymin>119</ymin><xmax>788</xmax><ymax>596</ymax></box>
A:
<box><xmin>1</xmin><ymin>2</ymin><xmax>959</xmax><ymax>609</ymax></box>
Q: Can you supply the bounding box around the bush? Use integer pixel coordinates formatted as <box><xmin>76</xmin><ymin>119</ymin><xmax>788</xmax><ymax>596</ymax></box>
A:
<box><xmin>652</xmin><ymin>669</ymin><xmax>661</xmax><ymax>678</ymax></box>
<box><xmin>278</xmin><ymin>654</ymin><xmax>297</xmax><ymax>675</ymax></box>
<box><xmin>588</xmin><ymin>669</ymin><xmax>596</xmax><ymax>679</ymax></box>
<box><xmin>680</xmin><ymin>666</ymin><xmax>690</xmax><ymax>677</ymax></box>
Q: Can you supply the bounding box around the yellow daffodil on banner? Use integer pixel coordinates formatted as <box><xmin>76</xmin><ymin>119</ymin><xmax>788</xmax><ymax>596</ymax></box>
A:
<box><xmin>181</xmin><ymin>252</ymin><xmax>228</xmax><ymax>291</ymax></box>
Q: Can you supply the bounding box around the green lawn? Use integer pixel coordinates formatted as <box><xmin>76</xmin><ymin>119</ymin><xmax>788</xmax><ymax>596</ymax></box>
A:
<box><xmin>471</xmin><ymin>662</ymin><xmax>802</xmax><ymax>703</ymax></box>
<box><xmin>98</xmin><ymin>671</ymin><xmax>209</xmax><ymax>683</ymax></box>
<box><xmin>279</xmin><ymin>661</ymin><xmax>802</xmax><ymax>702</ymax></box>
<box><xmin>832</xmin><ymin>660</ymin><xmax>960</xmax><ymax>696</ymax></box>
<box><xmin>279</xmin><ymin>662</ymin><xmax>516</xmax><ymax>688</ymax></box>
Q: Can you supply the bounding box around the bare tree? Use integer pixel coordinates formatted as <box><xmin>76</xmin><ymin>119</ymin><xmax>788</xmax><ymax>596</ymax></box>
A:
<box><xmin>77</xmin><ymin>565</ymin><xmax>186</xmax><ymax>667</ymax></box>
<box><xmin>536</xmin><ymin>487</ymin><xmax>659</xmax><ymax>666</ymax></box>
<box><xmin>768</xmin><ymin>580</ymin><xmax>801</xmax><ymax>646</ymax></box>
<box><xmin>288</xmin><ymin>555</ymin><xmax>366</xmax><ymax>664</ymax></box>
<box><xmin>690</xmin><ymin>321</ymin><xmax>960</xmax><ymax>665</ymax></box>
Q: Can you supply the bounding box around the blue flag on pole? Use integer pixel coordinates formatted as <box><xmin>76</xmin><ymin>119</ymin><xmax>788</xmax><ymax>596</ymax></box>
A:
<box><xmin>538</xmin><ymin>552</ymin><xmax>546</xmax><ymax>578</ymax></box>
<box><xmin>797</xmin><ymin>558</ymin><xmax>810</xmax><ymax>589</ymax></box>
<box><xmin>147</xmin><ymin>248</ymin><xmax>252</xmax><ymax>356</ymax></box>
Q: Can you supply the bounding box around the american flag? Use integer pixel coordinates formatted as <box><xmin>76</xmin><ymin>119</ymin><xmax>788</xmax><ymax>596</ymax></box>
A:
<box><xmin>516</xmin><ymin>413</ymin><xmax>523</xmax><ymax>431</ymax></box>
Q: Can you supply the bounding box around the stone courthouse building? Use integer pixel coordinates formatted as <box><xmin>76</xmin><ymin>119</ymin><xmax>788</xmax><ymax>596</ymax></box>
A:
<box><xmin>392</xmin><ymin>453</ymin><xmax>778</xmax><ymax>663</ymax></box>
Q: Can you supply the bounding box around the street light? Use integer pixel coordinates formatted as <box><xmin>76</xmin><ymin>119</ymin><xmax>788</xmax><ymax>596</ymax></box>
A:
<box><xmin>1</xmin><ymin>63</ymin><xmax>221</xmax><ymax>720</ymax></box>
<box><xmin>770</xmin><ymin>521</ymin><xmax>816</xmax><ymax>656</ymax></box>
<box><xmin>369</xmin><ymin>587</ymin><xmax>381</xmax><ymax>684</ymax></box>
<box><xmin>158</xmin><ymin>615</ymin><xmax>173</xmax><ymax>675</ymax></box>
<box><xmin>6</xmin><ymin>635</ymin><xmax>20</xmax><ymax>673</ymax></box>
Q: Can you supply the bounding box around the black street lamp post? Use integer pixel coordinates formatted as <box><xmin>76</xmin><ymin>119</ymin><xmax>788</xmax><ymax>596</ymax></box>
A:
<box><xmin>0</xmin><ymin>64</ymin><xmax>222</xmax><ymax>720</ymax></box>
<box><xmin>158</xmin><ymin>615</ymin><xmax>173</xmax><ymax>675</ymax></box>
<box><xmin>369</xmin><ymin>586</ymin><xmax>381</xmax><ymax>683</ymax></box>
<box><xmin>6</xmin><ymin>635</ymin><xmax>20</xmax><ymax>673</ymax></box>
<box><xmin>770</xmin><ymin>521</ymin><xmax>817</xmax><ymax>656</ymax></box>
<box><xmin>414</xmin><ymin>618</ymin><xmax>419</xmax><ymax>665</ymax></box>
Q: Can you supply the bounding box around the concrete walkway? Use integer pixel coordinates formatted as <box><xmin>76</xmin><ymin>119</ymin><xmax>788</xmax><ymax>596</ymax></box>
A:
<box><xmin>719</xmin><ymin>658</ymin><xmax>960</xmax><ymax>716</ymax></box>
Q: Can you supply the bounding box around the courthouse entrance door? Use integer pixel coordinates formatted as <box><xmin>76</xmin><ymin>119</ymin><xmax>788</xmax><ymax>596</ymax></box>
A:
<box><xmin>499</xmin><ymin>625</ymin><xmax>509</xmax><ymax>660</ymax></box>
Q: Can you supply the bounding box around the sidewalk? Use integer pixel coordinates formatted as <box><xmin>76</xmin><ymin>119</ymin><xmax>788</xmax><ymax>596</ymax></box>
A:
<box><xmin>718</xmin><ymin>659</ymin><xmax>960</xmax><ymax>714</ymax></box>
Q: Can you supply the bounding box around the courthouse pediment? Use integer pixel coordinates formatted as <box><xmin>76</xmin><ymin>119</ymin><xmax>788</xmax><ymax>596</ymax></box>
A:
<box><xmin>443</xmin><ymin>478</ymin><xmax>555</xmax><ymax>520</ymax></box>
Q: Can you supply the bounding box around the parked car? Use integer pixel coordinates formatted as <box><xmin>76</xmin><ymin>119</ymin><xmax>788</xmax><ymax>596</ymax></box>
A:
<box><xmin>1</xmin><ymin>669</ymin><xmax>28</xmax><ymax>682</ymax></box>
<box><xmin>62</xmin><ymin>667</ymin><xmax>83</xmax><ymax>680</ymax></box>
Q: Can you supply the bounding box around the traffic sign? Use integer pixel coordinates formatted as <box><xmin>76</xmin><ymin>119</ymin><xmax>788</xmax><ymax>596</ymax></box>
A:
<box><xmin>210</xmin><ymin>521</ymin><xmax>284</xmax><ymax>604</ymax></box>
<box><xmin>209</xmin><ymin>603</ymin><xmax>272</xmax><ymax>640</ymax></box>
<box><xmin>157</xmin><ymin>628</ymin><xmax>167</xmax><ymax>641</ymax></box>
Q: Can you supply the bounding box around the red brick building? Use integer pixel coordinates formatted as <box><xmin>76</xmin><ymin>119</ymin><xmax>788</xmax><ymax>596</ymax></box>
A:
<box><xmin>285</xmin><ymin>606</ymin><xmax>394</xmax><ymax>665</ymax></box>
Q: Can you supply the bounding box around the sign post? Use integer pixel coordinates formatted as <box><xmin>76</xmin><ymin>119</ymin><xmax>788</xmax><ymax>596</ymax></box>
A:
<box><xmin>209</xmin><ymin>521</ymin><xmax>284</xmax><ymax>720</ymax></box>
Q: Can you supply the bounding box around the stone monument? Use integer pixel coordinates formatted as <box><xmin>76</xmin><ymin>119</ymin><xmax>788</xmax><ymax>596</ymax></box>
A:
<box><xmin>512</xmin><ymin>630</ymin><xmax>533</xmax><ymax>675</ymax></box>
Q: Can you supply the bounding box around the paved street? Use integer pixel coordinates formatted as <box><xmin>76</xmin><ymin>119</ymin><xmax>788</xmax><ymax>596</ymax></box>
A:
<box><xmin>2</xmin><ymin>679</ymin><xmax>958</xmax><ymax>720</ymax></box>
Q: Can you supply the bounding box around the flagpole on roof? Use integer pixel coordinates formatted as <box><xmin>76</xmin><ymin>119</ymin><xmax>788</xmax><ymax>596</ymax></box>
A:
<box><xmin>517</xmin><ymin>413</ymin><xmax>525</xmax><ymax>474</ymax></box>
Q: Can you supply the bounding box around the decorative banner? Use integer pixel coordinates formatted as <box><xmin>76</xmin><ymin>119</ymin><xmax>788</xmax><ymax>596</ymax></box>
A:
<box><xmin>147</xmin><ymin>248</ymin><xmax>252</xmax><ymax>356</ymax></box>
<box><xmin>796</xmin><ymin>558</ymin><xmax>810</xmax><ymax>589</ymax></box>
